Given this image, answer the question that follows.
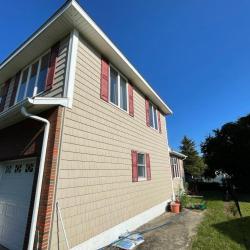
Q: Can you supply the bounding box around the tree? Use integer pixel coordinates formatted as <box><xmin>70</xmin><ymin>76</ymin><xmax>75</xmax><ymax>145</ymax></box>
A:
<box><xmin>180</xmin><ymin>136</ymin><xmax>206</xmax><ymax>178</ymax></box>
<box><xmin>201</xmin><ymin>114</ymin><xmax>250</xmax><ymax>191</ymax></box>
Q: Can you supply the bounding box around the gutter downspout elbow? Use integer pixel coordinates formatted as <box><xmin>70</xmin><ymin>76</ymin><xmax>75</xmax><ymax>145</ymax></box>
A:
<box><xmin>21</xmin><ymin>107</ymin><xmax>50</xmax><ymax>250</ymax></box>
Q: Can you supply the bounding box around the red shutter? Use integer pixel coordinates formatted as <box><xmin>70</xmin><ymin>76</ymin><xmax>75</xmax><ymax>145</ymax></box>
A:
<box><xmin>145</xmin><ymin>98</ymin><xmax>150</xmax><ymax>127</ymax></box>
<box><xmin>128</xmin><ymin>83</ymin><xmax>134</xmax><ymax>116</ymax></box>
<box><xmin>9</xmin><ymin>72</ymin><xmax>21</xmax><ymax>107</ymax></box>
<box><xmin>100</xmin><ymin>58</ymin><xmax>109</xmax><ymax>102</ymax></box>
<box><xmin>45</xmin><ymin>42</ymin><xmax>60</xmax><ymax>91</ymax></box>
<box><xmin>158</xmin><ymin>110</ymin><xmax>162</xmax><ymax>133</ymax></box>
<box><xmin>131</xmin><ymin>150</ymin><xmax>138</xmax><ymax>182</ymax></box>
<box><xmin>0</xmin><ymin>79</ymin><xmax>11</xmax><ymax>112</ymax></box>
<box><xmin>146</xmin><ymin>153</ymin><xmax>151</xmax><ymax>180</ymax></box>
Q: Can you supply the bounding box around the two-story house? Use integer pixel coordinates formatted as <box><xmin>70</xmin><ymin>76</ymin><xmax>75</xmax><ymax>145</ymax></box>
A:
<box><xmin>0</xmin><ymin>1</ymin><xmax>174</xmax><ymax>250</ymax></box>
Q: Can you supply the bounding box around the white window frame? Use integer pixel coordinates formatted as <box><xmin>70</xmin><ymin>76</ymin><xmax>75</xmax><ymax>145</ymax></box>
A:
<box><xmin>149</xmin><ymin>102</ymin><xmax>158</xmax><ymax>130</ymax></box>
<box><xmin>137</xmin><ymin>152</ymin><xmax>147</xmax><ymax>181</ymax></box>
<box><xmin>109</xmin><ymin>65</ymin><xmax>129</xmax><ymax>113</ymax></box>
<box><xmin>15</xmin><ymin>49</ymin><xmax>50</xmax><ymax>105</ymax></box>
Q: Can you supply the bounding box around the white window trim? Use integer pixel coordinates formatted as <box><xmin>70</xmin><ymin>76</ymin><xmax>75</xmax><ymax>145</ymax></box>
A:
<box><xmin>15</xmin><ymin>49</ymin><xmax>51</xmax><ymax>105</ymax></box>
<box><xmin>137</xmin><ymin>152</ymin><xmax>147</xmax><ymax>181</ymax></box>
<box><xmin>109</xmin><ymin>65</ymin><xmax>129</xmax><ymax>113</ymax></box>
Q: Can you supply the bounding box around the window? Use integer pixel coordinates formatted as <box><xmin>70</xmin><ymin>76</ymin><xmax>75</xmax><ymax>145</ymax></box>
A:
<box><xmin>171</xmin><ymin>157</ymin><xmax>181</xmax><ymax>178</ymax></box>
<box><xmin>149</xmin><ymin>102</ymin><xmax>158</xmax><ymax>130</ymax></box>
<box><xmin>138</xmin><ymin>153</ymin><xmax>146</xmax><ymax>179</ymax></box>
<box><xmin>36</xmin><ymin>53</ymin><xmax>50</xmax><ymax>94</ymax></box>
<box><xmin>120</xmin><ymin>76</ymin><xmax>127</xmax><ymax>111</ymax></box>
<box><xmin>109</xmin><ymin>66</ymin><xmax>128</xmax><ymax>111</ymax></box>
<box><xmin>15</xmin><ymin>52</ymin><xmax>50</xmax><ymax>104</ymax></box>
<box><xmin>16</xmin><ymin>68</ymin><xmax>29</xmax><ymax>103</ymax></box>
<box><xmin>110</xmin><ymin>67</ymin><xmax>118</xmax><ymax>105</ymax></box>
<box><xmin>26</xmin><ymin>62</ymin><xmax>39</xmax><ymax>97</ymax></box>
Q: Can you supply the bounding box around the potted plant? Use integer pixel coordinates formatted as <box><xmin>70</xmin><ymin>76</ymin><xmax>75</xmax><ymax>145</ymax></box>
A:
<box><xmin>170</xmin><ymin>201</ymin><xmax>180</xmax><ymax>213</ymax></box>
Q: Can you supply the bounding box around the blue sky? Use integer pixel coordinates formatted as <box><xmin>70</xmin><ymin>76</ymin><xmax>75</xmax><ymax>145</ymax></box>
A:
<box><xmin>1</xmin><ymin>0</ymin><xmax>250</xmax><ymax>151</ymax></box>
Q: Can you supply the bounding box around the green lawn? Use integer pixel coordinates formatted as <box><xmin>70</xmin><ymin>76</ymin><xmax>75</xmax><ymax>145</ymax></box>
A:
<box><xmin>191</xmin><ymin>191</ymin><xmax>250</xmax><ymax>250</ymax></box>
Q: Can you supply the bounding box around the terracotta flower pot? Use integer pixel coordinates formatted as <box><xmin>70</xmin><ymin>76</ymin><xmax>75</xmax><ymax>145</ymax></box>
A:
<box><xmin>171</xmin><ymin>203</ymin><xmax>180</xmax><ymax>214</ymax></box>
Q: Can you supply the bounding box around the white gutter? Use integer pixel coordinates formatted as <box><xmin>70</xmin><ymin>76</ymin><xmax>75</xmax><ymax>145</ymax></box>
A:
<box><xmin>21</xmin><ymin>107</ymin><xmax>50</xmax><ymax>250</ymax></box>
<box><xmin>169</xmin><ymin>149</ymin><xmax>187</xmax><ymax>160</ymax></box>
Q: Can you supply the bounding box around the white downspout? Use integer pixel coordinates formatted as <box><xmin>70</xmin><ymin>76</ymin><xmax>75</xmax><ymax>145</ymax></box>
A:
<box><xmin>21</xmin><ymin>107</ymin><xmax>50</xmax><ymax>250</ymax></box>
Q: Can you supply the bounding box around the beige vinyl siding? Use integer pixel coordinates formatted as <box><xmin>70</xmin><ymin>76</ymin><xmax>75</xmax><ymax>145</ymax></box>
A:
<box><xmin>39</xmin><ymin>35</ymin><xmax>69</xmax><ymax>98</ymax></box>
<box><xmin>50</xmin><ymin>36</ymin><xmax>173</xmax><ymax>249</ymax></box>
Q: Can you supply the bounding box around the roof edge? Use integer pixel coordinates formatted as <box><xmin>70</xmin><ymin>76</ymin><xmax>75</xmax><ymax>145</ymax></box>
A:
<box><xmin>0</xmin><ymin>0</ymin><xmax>73</xmax><ymax>70</ymax></box>
<box><xmin>0</xmin><ymin>0</ymin><xmax>173</xmax><ymax>115</ymax></box>
<box><xmin>169</xmin><ymin>149</ymin><xmax>187</xmax><ymax>159</ymax></box>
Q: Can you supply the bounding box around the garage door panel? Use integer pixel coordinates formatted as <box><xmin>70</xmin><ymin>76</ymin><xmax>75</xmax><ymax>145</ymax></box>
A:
<box><xmin>0</xmin><ymin>158</ymin><xmax>36</xmax><ymax>250</ymax></box>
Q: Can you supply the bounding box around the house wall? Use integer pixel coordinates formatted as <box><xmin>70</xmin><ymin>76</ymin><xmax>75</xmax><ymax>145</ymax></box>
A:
<box><xmin>49</xmin><ymin>36</ymin><xmax>173</xmax><ymax>250</ymax></box>
<box><xmin>1</xmin><ymin>35</ymin><xmax>70</xmax><ymax>113</ymax></box>
<box><xmin>39</xmin><ymin>36</ymin><xmax>69</xmax><ymax>98</ymax></box>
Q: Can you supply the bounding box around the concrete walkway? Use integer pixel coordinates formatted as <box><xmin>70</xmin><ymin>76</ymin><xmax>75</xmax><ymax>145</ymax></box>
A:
<box><xmin>136</xmin><ymin>209</ymin><xmax>204</xmax><ymax>250</ymax></box>
<box><xmin>105</xmin><ymin>209</ymin><xmax>204</xmax><ymax>250</ymax></box>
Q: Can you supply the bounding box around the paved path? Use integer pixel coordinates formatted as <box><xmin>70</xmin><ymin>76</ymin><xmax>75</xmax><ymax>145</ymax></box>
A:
<box><xmin>105</xmin><ymin>209</ymin><xmax>204</xmax><ymax>250</ymax></box>
<box><xmin>136</xmin><ymin>209</ymin><xmax>204</xmax><ymax>250</ymax></box>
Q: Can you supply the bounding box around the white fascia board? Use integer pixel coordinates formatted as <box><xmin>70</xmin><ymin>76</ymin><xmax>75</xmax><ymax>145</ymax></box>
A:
<box><xmin>27</xmin><ymin>97</ymin><xmax>69</xmax><ymax>106</ymax></box>
<box><xmin>64</xmin><ymin>29</ymin><xmax>79</xmax><ymax>108</ymax></box>
<box><xmin>71</xmin><ymin>1</ymin><xmax>173</xmax><ymax>115</ymax></box>
<box><xmin>0</xmin><ymin>97</ymin><xmax>68</xmax><ymax>130</ymax></box>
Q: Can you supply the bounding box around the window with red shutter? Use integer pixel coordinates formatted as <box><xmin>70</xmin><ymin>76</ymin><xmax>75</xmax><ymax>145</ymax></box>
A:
<box><xmin>131</xmin><ymin>150</ymin><xmax>138</xmax><ymax>182</ymax></box>
<box><xmin>128</xmin><ymin>83</ymin><xmax>134</xmax><ymax>116</ymax></box>
<box><xmin>146</xmin><ymin>153</ymin><xmax>151</xmax><ymax>180</ymax></box>
<box><xmin>100</xmin><ymin>58</ymin><xmax>109</xmax><ymax>102</ymax></box>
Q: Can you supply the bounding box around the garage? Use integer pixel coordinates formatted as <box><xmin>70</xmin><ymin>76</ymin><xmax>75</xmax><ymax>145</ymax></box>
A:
<box><xmin>0</xmin><ymin>158</ymin><xmax>36</xmax><ymax>250</ymax></box>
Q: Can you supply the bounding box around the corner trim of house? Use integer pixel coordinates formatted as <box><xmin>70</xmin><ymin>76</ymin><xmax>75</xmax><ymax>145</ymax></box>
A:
<box><xmin>71</xmin><ymin>198</ymin><xmax>171</xmax><ymax>250</ymax></box>
<box><xmin>64</xmin><ymin>29</ymin><xmax>79</xmax><ymax>108</ymax></box>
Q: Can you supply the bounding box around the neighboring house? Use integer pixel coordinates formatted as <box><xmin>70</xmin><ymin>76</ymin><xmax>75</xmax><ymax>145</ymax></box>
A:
<box><xmin>169</xmin><ymin>150</ymin><xmax>187</xmax><ymax>194</ymax></box>
<box><xmin>0</xmin><ymin>1</ymin><xmax>174</xmax><ymax>250</ymax></box>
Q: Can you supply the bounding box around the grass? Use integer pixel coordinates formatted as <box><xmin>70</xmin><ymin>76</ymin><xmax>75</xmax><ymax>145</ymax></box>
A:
<box><xmin>191</xmin><ymin>191</ymin><xmax>250</xmax><ymax>250</ymax></box>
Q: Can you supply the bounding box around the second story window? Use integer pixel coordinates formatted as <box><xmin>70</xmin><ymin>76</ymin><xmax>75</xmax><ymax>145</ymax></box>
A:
<box><xmin>36</xmin><ymin>53</ymin><xmax>50</xmax><ymax>94</ymax></box>
<box><xmin>16</xmin><ymin>68</ymin><xmax>29</xmax><ymax>103</ymax></box>
<box><xmin>149</xmin><ymin>103</ymin><xmax>158</xmax><ymax>130</ymax></box>
<box><xmin>15</xmin><ymin>52</ymin><xmax>50</xmax><ymax>104</ymax></box>
<box><xmin>109</xmin><ymin>66</ymin><xmax>128</xmax><ymax>111</ymax></box>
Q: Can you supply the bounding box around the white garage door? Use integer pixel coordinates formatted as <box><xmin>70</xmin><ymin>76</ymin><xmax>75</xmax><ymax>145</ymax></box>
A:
<box><xmin>0</xmin><ymin>158</ymin><xmax>36</xmax><ymax>250</ymax></box>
